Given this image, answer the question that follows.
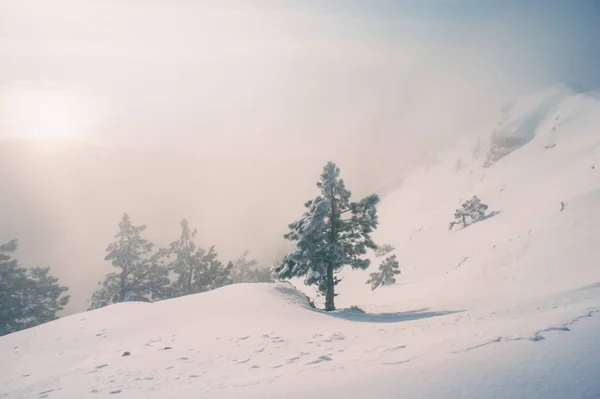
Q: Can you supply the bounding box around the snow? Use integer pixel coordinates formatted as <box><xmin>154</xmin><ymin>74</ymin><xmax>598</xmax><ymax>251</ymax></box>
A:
<box><xmin>2</xmin><ymin>85</ymin><xmax>600</xmax><ymax>398</ymax></box>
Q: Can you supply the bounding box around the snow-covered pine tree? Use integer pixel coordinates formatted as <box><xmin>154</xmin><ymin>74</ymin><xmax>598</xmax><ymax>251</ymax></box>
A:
<box><xmin>274</xmin><ymin>162</ymin><xmax>380</xmax><ymax>311</ymax></box>
<box><xmin>230</xmin><ymin>250</ymin><xmax>258</xmax><ymax>283</ymax></box>
<box><xmin>0</xmin><ymin>239</ymin><xmax>70</xmax><ymax>335</ymax></box>
<box><xmin>366</xmin><ymin>254</ymin><xmax>401</xmax><ymax>290</ymax></box>
<box><xmin>449</xmin><ymin>196</ymin><xmax>489</xmax><ymax>230</ymax></box>
<box><xmin>374</xmin><ymin>244</ymin><xmax>395</xmax><ymax>258</ymax></box>
<box><xmin>168</xmin><ymin>218</ymin><xmax>205</xmax><ymax>296</ymax></box>
<box><xmin>195</xmin><ymin>246</ymin><xmax>232</xmax><ymax>291</ymax></box>
<box><xmin>89</xmin><ymin>213</ymin><xmax>170</xmax><ymax>310</ymax></box>
<box><xmin>167</xmin><ymin>219</ymin><xmax>232</xmax><ymax>295</ymax></box>
<box><xmin>230</xmin><ymin>251</ymin><xmax>274</xmax><ymax>283</ymax></box>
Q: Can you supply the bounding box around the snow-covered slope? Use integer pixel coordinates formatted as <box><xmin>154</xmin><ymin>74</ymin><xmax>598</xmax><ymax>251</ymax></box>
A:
<box><xmin>2</xmin><ymin>86</ymin><xmax>600</xmax><ymax>398</ymax></box>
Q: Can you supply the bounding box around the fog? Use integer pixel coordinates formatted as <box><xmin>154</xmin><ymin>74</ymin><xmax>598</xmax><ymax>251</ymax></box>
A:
<box><xmin>1</xmin><ymin>0</ymin><xmax>599</xmax><ymax>313</ymax></box>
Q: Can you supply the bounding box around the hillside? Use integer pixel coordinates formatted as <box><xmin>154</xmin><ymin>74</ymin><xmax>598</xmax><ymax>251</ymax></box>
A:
<box><xmin>2</xmin><ymin>85</ymin><xmax>600</xmax><ymax>398</ymax></box>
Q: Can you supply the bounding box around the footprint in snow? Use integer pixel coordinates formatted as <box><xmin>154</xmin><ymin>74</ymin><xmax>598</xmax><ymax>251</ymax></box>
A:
<box><xmin>306</xmin><ymin>355</ymin><xmax>332</xmax><ymax>365</ymax></box>
<box><xmin>238</xmin><ymin>335</ymin><xmax>251</xmax><ymax>340</ymax></box>
<box><xmin>109</xmin><ymin>389</ymin><xmax>122</xmax><ymax>394</ymax></box>
<box><xmin>38</xmin><ymin>388</ymin><xmax>55</xmax><ymax>397</ymax></box>
<box><xmin>382</xmin><ymin>358</ymin><xmax>415</xmax><ymax>366</ymax></box>
<box><xmin>384</xmin><ymin>345</ymin><xmax>407</xmax><ymax>352</ymax></box>
<box><xmin>324</xmin><ymin>333</ymin><xmax>345</xmax><ymax>342</ymax></box>
<box><xmin>95</xmin><ymin>364</ymin><xmax>108</xmax><ymax>369</ymax></box>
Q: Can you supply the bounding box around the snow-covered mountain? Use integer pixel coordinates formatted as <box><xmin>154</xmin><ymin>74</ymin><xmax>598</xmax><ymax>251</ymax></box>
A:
<box><xmin>2</xmin><ymin>85</ymin><xmax>600</xmax><ymax>398</ymax></box>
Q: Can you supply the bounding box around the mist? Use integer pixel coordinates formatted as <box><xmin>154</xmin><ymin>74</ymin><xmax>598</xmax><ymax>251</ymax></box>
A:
<box><xmin>1</xmin><ymin>0</ymin><xmax>599</xmax><ymax>313</ymax></box>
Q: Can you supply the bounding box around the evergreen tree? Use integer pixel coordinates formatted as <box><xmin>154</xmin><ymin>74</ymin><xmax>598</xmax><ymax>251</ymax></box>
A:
<box><xmin>230</xmin><ymin>251</ymin><xmax>274</xmax><ymax>283</ymax></box>
<box><xmin>89</xmin><ymin>213</ymin><xmax>170</xmax><ymax>310</ymax></box>
<box><xmin>230</xmin><ymin>250</ymin><xmax>258</xmax><ymax>283</ymax></box>
<box><xmin>169</xmin><ymin>218</ymin><xmax>204</xmax><ymax>296</ymax></box>
<box><xmin>374</xmin><ymin>244</ymin><xmax>395</xmax><ymax>258</ymax></box>
<box><xmin>168</xmin><ymin>219</ymin><xmax>232</xmax><ymax>295</ymax></box>
<box><xmin>274</xmin><ymin>162</ymin><xmax>380</xmax><ymax>311</ymax></box>
<box><xmin>366</xmin><ymin>254</ymin><xmax>401</xmax><ymax>290</ymax></box>
<box><xmin>449</xmin><ymin>196</ymin><xmax>489</xmax><ymax>230</ymax></box>
<box><xmin>0</xmin><ymin>239</ymin><xmax>69</xmax><ymax>335</ymax></box>
<box><xmin>196</xmin><ymin>247</ymin><xmax>232</xmax><ymax>291</ymax></box>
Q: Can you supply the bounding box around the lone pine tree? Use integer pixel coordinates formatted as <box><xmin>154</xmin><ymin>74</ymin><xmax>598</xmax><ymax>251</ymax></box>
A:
<box><xmin>366</xmin><ymin>254</ymin><xmax>401</xmax><ymax>290</ymax></box>
<box><xmin>449</xmin><ymin>196</ymin><xmax>489</xmax><ymax>230</ymax></box>
<box><xmin>275</xmin><ymin>162</ymin><xmax>380</xmax><ymax>311</ymax></box>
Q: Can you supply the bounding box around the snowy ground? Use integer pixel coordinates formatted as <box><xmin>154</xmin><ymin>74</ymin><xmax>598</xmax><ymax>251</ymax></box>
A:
<box><xmin>2</xmin><ymin>85</ymin><xmax>600</xmax><ymax>398</ymax></box>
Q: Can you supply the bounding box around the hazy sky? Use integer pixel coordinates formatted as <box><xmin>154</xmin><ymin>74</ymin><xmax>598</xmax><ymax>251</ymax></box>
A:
<box><xmin>1</xmin><ymin>0</ymin><xmax>599</xmax><ymax>313</ymax></box>
<box><xmin>2</xmin><ymin>0</ymin><xmax>599</xmax><ymax>150</ymax></box>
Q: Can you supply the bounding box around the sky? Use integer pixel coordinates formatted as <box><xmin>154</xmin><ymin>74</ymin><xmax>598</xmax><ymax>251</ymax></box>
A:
<box><xmin>2</xmin><ymin>0</ymin><xmax>599</xmax><ymax>150</ymax></box>
<box><xmin>0</xmin><ymin>0</ymin><xmax>599</xmax><ymax>313</ymax></box>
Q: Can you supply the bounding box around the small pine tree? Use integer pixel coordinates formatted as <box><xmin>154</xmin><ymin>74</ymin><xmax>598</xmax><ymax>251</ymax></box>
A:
<box><xmin>168</xmin><ymin>218</ymin><xmax>205</xmax><ymax>296</ymax></box>
<box><xmin>366</xmin><ymin>254</ymin><xmax>401</xmax><ymax>290</ymax></box>
<box><xmin>194</xmin><ymin>246</ymin><xmax>232</xmax><ymax>292</ymax></box>
<box><xmin>89</xmin><ymin>213</ymin><xmax>170</xmax><ymax>310</ymax></box>
<box><xmin>0</xmin><ymin>239</ymin><xmax>70</xmax><ymax>335</ymax></box>
<box><xmin>230</xmin><ymin>250</ymin><xmax>259</xmax><ymax>283</ymax></box>
<box><xmin>230</xmin><ymin>251</ymin><xmax>274</xmax><ymax>283</ymax></box>
<box><xmin>274</xmin><ymin>162</ymin><xmax>380</xmax><ymax>311</ymax></box>
<box><xmin>167</xmin><ymin>218</ymin><xmax>232</xmax><ymax>295</ymax></box>
<box><xmin>449</xmin><ymin>196</ymin><xmax>489</xmax><ymax>230</ymax></box>
<box><xmin>374</xmin><ymin>244</ymin><xmax>395</xmax><ymax>258</ymax></box>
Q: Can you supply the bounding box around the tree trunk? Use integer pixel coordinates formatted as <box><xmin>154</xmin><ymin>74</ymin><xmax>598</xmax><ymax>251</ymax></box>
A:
<box><xmin>325</xmin><ymin>184</ymin><xmax>337</xmax><ymax>312</ymax></box>
<box><xmin>119</xmin><ymin>270</ymin><xmax>126</xmax><ymax>302</ymax></box>
<box><xmin>325</xmin><ymin>262</ymin><xmax>335</xmax><ymax>311</ymax></box>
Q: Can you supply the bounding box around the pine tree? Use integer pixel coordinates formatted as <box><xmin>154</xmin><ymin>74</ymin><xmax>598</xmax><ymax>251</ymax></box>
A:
<box><xmin>0</xmin><ymin>239</ymin><xmax>70</xmax><ymax>335</ymax></box>
<box><xmin>169</xmin><ymin>218</ymin><xmax>204</xmax><ymax>296</ymax></box>
<box><xmin>274</xmin><ymin>162</ymin><xmax>380</xmax><ymax>311</ymax></box>
<box><xmin>89</xmin><ymin>213</ymin><xmax>170</xmax><ymax>310</ymax></box>
<box><xmin>374</xmin><ymin>244</ymin><xmax>395</xmax><ymax>258</ymax></box>
<box><xmin>366</xmin><ymin>254</ymin><xmax>401</xmax><ymax>290</ymax></box>
<box><xmin>230</xmin><ymin>250</ymin><xmax>258</xmax><ymax>283</ymax></box>
<box><xmin>196</xmin><ymin>247</ymin><xmax>232</xmax><ymax>291</ymax></box>
<box><xmin>449</xmin><ymin>196</ymin><xmax>489</xmax><ymax>230</ymax></box>
<box><xmin>168</xmin><ymin>219</ymin><xmax>232</xmax><ymax>295</ymax></box>
<box><xmin>230</xmin><ymin>251</ymin><xmax>274</xmax><ymax>283</ymax></box>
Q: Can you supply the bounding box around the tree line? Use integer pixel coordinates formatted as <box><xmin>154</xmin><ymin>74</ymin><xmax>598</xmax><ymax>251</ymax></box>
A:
<box><xmin>0</xmin><ymin>218</ymin><xmax>273</xmax><ymax>335</ymax></box>
<box><xmin>88</xmin><ymin>216</ymin><xmax>274</xmax><ymax>310</ymax></box>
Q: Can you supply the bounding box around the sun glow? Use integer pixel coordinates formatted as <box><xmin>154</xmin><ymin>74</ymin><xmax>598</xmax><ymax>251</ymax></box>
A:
<box><xmin>1</xmin><ymin>87</ymin><xmax>92</xmax><ymax>141</ymax></box>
